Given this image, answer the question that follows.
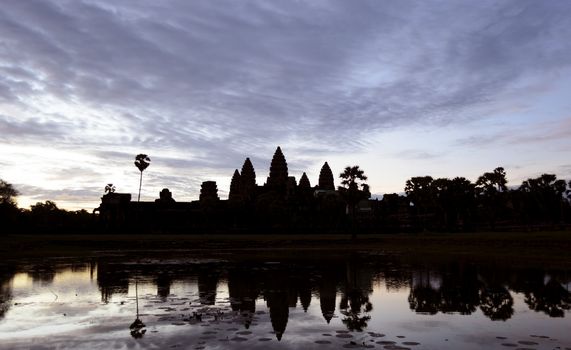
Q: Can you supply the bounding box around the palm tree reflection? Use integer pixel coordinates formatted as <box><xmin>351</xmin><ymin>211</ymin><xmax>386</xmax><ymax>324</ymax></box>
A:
<box><xmin>130</xmin><ymin>278</ymin><xmax>146</xmax><ymax>338</ymax></box>
<box><xmin>340</xmin><ymin>256</ymin><xmax>373</xmax><ymax>331</ymax></box>
<box><xmin>525</xmin><ymin>278</ymin><xmax>571</xmax><ymax>317</ymax></box>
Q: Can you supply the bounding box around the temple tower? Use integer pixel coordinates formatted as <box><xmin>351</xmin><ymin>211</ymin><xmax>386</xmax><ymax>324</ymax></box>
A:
<box><xmin>155</xmin><ymin>188</ymin><xmax>175</xmax><ymax>203</ymax></box>
<box><xmin>267</xmin><ymin>146</ymin><xmax>288</xmax><ymax>188</ymax></box>
<box><xmin>240</xmin><ymin>158</ymin><xmax>256</xmax><ymax>201</ymax></box>
<box><xmin>229</xmin><ymin>169</ymin><xmax>242</xmax><ymax>201</ymax></box>
<box><xmin>299</xmin><ymin>172</ymin><xmax>311</xmax><ymax>189</ymax></box>
<box><xmin>199</xmin><ymin>181</ymin><xmax>219</xmax><ymax>202</ymax></box>
<box><xmin>318</xmin><ymin>162</ymin><xmax>335</xmax><ymax>190</ymax></box>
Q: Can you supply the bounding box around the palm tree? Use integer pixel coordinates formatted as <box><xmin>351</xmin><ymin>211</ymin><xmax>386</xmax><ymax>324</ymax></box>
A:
<box><xmin>340</xmin><ymin>166</ymin><xmax>368</xmax><ymax>191</ymax></box>
<box><xmin>104</xmin><ymin>184</ymin><xmax>116</xmax><ymax>194</ymax></box>
<box><xmin>475</xmin><ymin>167</ymin><xmax>508</xmax><ymax>229</ymax></box>
<box><xmin>134</xmin><ymin>154</ymin><xmax>151</xmax><ymax>202</ymax></box>
<box><xmin>339</xmin><ymin>166</ymin><xmax>369</xmax><ymax>238</ymax></box>
<box><xmin>404</xmin><ymin>176</ymin><xmax>434</xmax><ymax>231</ymax></box>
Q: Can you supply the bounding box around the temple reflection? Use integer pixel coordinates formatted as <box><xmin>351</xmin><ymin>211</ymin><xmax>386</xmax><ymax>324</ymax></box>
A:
<box><xmin>155</xmin><ymin>272</ymin><xmax>171</xmax><ymax>301</ymax></box>
<box><xmin>198</xmin><ymin>268</ymin><xmax>218</xmax><ymax>305</ymax></box>
<box><xmin>318</xmin><ymin>269</ymin><xmax>338</xmax><ymax>324</ymax></box>
<box><xmin>265</xmin><ymin>269</ymin><xmax>290</xmax><ymax>340</ymax></box>
<box><xmin>97</xmin><ymin>260</ymin><xmax>129</xmax><ymax>303</ymax></box>
<box><xmin>0</xmin><ymin>255</ymin><xmax>569</xmax><ymax>341</ymax></box>
<box><xmin>228</xmin><ymin>267</ymin><xmax>258</xmax><ymax>328</ymax></box>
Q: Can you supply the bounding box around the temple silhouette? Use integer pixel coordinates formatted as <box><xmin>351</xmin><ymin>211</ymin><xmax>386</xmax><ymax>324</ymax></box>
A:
<box><xmin>90</xmin><ymin>146</ymin><xmax>571</xmax><ymax>234</ymax></box>
<box><xmin>95</xmin><ymin>146</ymin><xmax>374</xmax><ymax>233</ymax></box>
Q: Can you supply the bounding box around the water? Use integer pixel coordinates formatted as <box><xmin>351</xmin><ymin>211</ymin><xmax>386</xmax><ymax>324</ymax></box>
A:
<box><xmin>0</xmin><ymin>251</ymin><xmax>570</xmax><ymax>349</ymax></box>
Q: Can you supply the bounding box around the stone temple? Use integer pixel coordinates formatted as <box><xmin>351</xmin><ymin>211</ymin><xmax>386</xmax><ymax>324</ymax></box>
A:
<box><xmin>95</xmin><ymin>146</ymin><xmax>375</xmax><ymax>232</ymax></box>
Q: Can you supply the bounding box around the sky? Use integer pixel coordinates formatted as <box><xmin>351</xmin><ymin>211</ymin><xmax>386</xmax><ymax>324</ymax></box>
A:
<box><xmin>1</xmin><ymin>0</ymin><xmax>571</xmax><ymax>210</ymax></box>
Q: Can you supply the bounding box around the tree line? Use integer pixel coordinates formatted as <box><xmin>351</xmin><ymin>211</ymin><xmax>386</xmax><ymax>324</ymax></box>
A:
<box><xmin>1</xmin><ymin>165</ymin><xmax>570</xmax><ymax>234</ymax></box>
<box><xmin>395</xmin><ymin>167</ymin><xmax>571</xmax><ymax>231</ymax></box>
<box><xmin>0</xmin><ymin>180</ymin><xmax>93</xmax><ymax>234</ymax></box>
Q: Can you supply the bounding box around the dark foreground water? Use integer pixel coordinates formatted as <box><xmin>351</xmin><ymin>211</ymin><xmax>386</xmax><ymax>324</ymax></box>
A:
<box><xmin>0</xmin><ymin>251</ymin><xmax>570</xmax><ymax>350</ymax></box>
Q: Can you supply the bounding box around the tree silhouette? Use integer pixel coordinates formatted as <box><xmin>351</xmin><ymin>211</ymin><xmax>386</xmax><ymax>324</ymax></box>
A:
<box><xmin>104</xmin><ymin>184</ymin><xmax>116</xmax><ymax>194</ymax></box>
<box><xmin>476</xmin><ymin>167</ymin><xmax>508</xmax><ymax>193</ymax></box>
<box><xmin>0</xmin><ymin>180</ymin><xmax>18</xmax><ymax>205</ymax></box>
<box><xmin>134</xmin><ymin>154</ymin><xmax>150</xmax><ymax>202</ymax></box>
<box><xmin>340</xmin><ymin>166</ymin><xmax>368</xmax><ymax>189</ymax></box>
<box><xmin>524</xmin><ymin>278</ymin><xmax>571</xmax><ymax>317</ymax></box>
<box><xmin>408</xmin><ymin>284</ymin><xmax>440</xmax><ymax>315</ymax></box>
<box><xmin>519</xmin><ymin>174</ymin><xmax>567</xmax><ymax>224</ymax></box>
<box><xmin>404</xmin><ymin>176</ymin><xmax>434</xmax><ymax>231</ymax></box>
<box><xmin>340</xmin><ymin>289</ymin><xmax>372</xmax><ymax>331</ymax></box>
<box><xmin>340</xmin><ymin>255</ymin><xmax>373</xmax><ymax>331</ymax></box>
<box><xmin>0</xmin><ymin>180</ymin><xmax>19</xmax><ymax>229</ymax></box>
<box><xmin>476</xmin><ymin>167</ymin><xmax>508</xmax><ymax>229</ymax></box>
<box><xmin>339</xmin><ymin>166</ymin><xmax>369</xmax><ymax>237</ymax></box>
<box><xmin>431</xmin><ymin>177</ymin><xmax>476</xmax><ymax>230</ymax></box>
<box><xmin>479</xmin><ymin>286</ymin><xmax>514</xmax><ymax>321</ymax></box>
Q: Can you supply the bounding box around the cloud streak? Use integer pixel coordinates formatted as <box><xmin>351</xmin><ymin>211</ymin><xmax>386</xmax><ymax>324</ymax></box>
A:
<box><xmin>1</xmin><ymin>0</ymin><xmax>571</xmax><ymax>208</ymax></box>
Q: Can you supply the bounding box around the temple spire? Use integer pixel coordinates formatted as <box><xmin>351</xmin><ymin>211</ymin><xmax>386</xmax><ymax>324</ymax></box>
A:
<box><xmin>199</xmin><ymin>181</ymin><xmax>219</xmax><ymax>202</ymax></box>
<box><xmin>267</xmin><ymin>146</ymin><xmax>288</xmax><ymax>188</ymax></box>
<box><xmin>299</xmin><ymin>172</ymin><xmax>311</xmax><ymax>189</ymax></box>
<box><xmin>318</xmin><ymin>162</ymin><xmax>334</xmax><ymax>190</ymax></box>
<box><xmin>241</xmin><ymin>158</ymin><xmax>256</xmax><ymax>201</ymax></box>
<box><xmin>229</xmin><ymin>169</ymin><xmax>241</xmax><ymax>201</ymax></box>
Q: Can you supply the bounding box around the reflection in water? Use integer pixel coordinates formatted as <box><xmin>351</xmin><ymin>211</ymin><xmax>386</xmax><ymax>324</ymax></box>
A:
<box><xmin>0</xmin><ymin>254</ymin><xmax>569</xmax><ymax>349</ymax></box>
<box><xmin>198</xmin><ymin>269</ymin><xmax>219</xmax><ymax>305</ymax></box>
<box><xmin>228</xmin><ymin>268</ymin><xmax>258</xmax><ymax>328</ymax></box>
<box><xmin>0</xmin><ymin>265</ymin><xmax>14</xmax><ymax>321</ymax></box>
<box><xmin>265</xmin><ymin>270</ymin><xmax>289</xmax><ymax>341</ymax></box>
<box><xmin>30</xmin><ymin>264</ymin><xmax>56</xmax><ymax>286</ymax></box>
<box><xmin>478</xmin><ymin>268</ymin><xmax>514</xmax><ymax>321</ymax></box>
<box><xmin>510</xmin><ymin>269</ymin><xmax>571</xmax><ymax>318</ymax></box>
<box><xmin>318</xmin><ymin>268</ymin><xmax>338</xmax><ymax>324</ymax></box>
<box><xmin>156</xmin><ymin>273</ymin><xmax>171</xmax><ymax>302</ymax></box>
<box><xmin>97</xmin><ymin>261</ymin><xmax>129</xmax><ymax>303</ymax></box>
<box><xmin>129</xmin><ymin>279</ymin><xmax>146</xmax><ymax>338</ymax></box>
<box><xmin>408</xmin><ymin>264</ymin><xmax>517</xmax><ymax>320</ymax></box>
<box><xmin>340</xmin><ymin>256</ymin><xmax>373</xmax><ymax>331</ymax></box>
<box><xmin>525</xmin><ymin>278</ymin><xmax>571</xmax><ymax>317</ymax></box>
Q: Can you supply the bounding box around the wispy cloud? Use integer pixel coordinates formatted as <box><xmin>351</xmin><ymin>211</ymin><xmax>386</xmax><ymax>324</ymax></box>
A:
<box><xmin>2</xmin><ymin>0</ymin><xmax>571</xmax><ymax>208</ymax></box>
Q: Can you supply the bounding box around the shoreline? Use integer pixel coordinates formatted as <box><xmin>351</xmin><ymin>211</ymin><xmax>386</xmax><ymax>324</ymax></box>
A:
<box><xmin>1</xmin><ymin>231</ymin><xmax>570</xmax><ymax>267</ymax></box>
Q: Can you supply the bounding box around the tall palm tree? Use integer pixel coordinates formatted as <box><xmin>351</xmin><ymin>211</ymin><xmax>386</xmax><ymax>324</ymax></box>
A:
<box><xmin>134</xmin><ymin>154</ymin><xmax>151</xmax><ymax>202</ymax></box>
<box><xmin>340</xmin><ymin>166</ymin><xmax>368</xmax><ymax>191</ymax></box>
<box><xmin>104</xmin><ymin>184</ymin><xmax>116</xmax><ymax>194</ymax></box>
<box><xmin>476</xmin><ymin>167</ymin><xmax>507</xmax><ymax>229</ymax></box>
<box><xmin>339</xmin><ymin>166</ymin><xmax>369</xmax><ymax>238</ymax></box>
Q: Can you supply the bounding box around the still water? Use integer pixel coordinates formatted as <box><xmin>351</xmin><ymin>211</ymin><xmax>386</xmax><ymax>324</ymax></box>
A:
<box><xmin>0</xmin><ymin>252</ymin><xmax>570</xmax><ymax>349</ymax></box>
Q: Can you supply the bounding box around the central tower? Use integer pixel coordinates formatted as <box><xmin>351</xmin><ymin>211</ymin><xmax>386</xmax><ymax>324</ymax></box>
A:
<box><xmin>266</xmin><ymin>146</ymin><xmax>289</xmax><ymax>188</ymax></box>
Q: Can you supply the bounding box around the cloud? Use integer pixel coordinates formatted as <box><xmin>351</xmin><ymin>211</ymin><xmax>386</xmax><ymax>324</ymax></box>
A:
<box><xmin>4</xmin><ymin>1</ymin><xmax>571</xmax><ymax>141</ymax></box>
<box><xmin>0</xmin><ymin>114</ymin><xmax>66</xmax><ymax>141</ymax></box>
<box><xmin>15</xmin><ymin>184</ymin><xmax>102</xmax><ymax>210</ymax></box>
<box><xmin>455</xmin><ymin>117</ymin><xmax>571</xmax><ymax>147</ymax></box>
<box><xmin>2</xmin><ymin>0</ymin><xmax>571</xmax><ymax>208</ymax></box>
<box><xmin>394</xmin><ymin>150</ymin><xmax>441</xmax><ymax>160</ymax></box>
